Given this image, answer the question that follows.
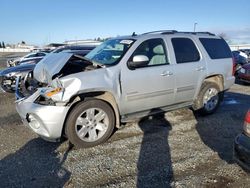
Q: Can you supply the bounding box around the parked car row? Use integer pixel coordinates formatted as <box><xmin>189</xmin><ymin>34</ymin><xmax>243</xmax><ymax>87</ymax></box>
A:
<box><xmin>0</xmin><ymin>45</ymin><xmax>97</xmax><ymax>93</ymax></box>
<box><xmin>237</xmin><ymin>63</ymin><xmax>250</xmax><ymax>84</ymax></box>
<box><xmin>231</xmin><ymin>49</ymin><xmax>250</xmax><ymax>84</ymax></box>
<box><xmin>239</xmin><ymin>49</ymin><xmax>250</xmax><ymax>61</ymax></box>
<box><xmin>232</xmin><ymin>50</ymin><xmax>248</xmax><ymax>74</ymax></box>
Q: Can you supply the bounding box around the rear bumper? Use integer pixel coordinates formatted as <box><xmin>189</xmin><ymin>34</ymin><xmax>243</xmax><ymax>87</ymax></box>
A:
<box><xmin>234</xmin><ymin>133</ymin><xmax>250</xmax><ymax>171</ymax></box>
<box><xmin>224</xmin><ymin>76</ymin><xmax>235</xmax><ymax>90</ymax></box>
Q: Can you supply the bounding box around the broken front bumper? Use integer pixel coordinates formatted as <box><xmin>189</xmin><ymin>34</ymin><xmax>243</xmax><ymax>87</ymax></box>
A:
<box><xmin>16</xmin><ymin>89</ymin><xmax>70</xmax><ymax>141</ymax></box>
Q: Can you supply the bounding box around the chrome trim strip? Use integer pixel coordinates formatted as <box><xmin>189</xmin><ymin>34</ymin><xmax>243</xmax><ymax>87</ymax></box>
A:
<box><xmin>126</xmin><ymin>89</ymin><xmax>174</xmax><ymax>101</ymax></box>
<box><xmin>177</xmin><ymin>85</ymin><xmax>195</xmax><ymax>93</ymax></box>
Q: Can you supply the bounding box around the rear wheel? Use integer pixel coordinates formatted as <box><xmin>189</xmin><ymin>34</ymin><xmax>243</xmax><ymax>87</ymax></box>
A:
<box><xmin>194</xmin><ymin>82</ymin><xmax>221</xmax><ymax>115</ymax></box>
<box><xmin>65</xmin><ymin>99</ymin><xmax>115</xmax><ymax>148</ymax></box>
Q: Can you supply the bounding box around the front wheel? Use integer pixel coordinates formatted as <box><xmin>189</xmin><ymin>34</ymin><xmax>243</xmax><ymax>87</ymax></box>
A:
<box><xmin>65</xmin><ymin>99</ymin><xmax>115</xmax><ymax>148</ymax></box>
<box><xmin>194</xmin><ymin>82</ymin><xmax>221</xmax><ymax>115</ymax></box>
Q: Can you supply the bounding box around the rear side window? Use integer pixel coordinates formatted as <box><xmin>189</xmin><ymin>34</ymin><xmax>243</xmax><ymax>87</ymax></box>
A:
<box><xmin>199</xmin><ymin>38</ymin><xmax>232</xmax><ymax>59</ymax></box>
<box><xmin>172</xmin><ymin>38</ymin><xmax>200</xmax><ymax>64</ymax></box>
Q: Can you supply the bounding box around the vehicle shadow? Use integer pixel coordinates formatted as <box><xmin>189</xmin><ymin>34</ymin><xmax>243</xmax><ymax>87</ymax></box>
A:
<box><xmin>137</xmin><ymin>113</ymin><xmax>173</xmax><ymax>188</ymax></box>
<box><xmin>195</xmin><ymin>91</ymin><xmax>250</xmax><ymax>164</ymax></box>
<box><xmin>0</xmin><ymin>138</ymin><xmax>72</xmax><ymax>187</ymax></box>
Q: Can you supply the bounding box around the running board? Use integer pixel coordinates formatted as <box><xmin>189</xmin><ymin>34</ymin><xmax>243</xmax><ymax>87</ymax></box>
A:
<box><xmin>121</xmin><ymin>101</ymin><xmax>192</xmax><ymax>123</ymax></box>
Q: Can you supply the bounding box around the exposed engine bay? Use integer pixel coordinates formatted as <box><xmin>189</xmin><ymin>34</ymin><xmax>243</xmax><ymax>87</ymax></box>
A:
<box><xmin>15</xmin><ymin>54</ymin><xmax>101</xmax><ymax>99</ymax></box>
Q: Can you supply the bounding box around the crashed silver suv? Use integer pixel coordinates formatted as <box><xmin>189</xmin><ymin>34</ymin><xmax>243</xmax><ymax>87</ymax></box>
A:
<box><xmin>16</xmin><ymin>30</ymin><xmax>235</xmax><ymax>148</ymax></box>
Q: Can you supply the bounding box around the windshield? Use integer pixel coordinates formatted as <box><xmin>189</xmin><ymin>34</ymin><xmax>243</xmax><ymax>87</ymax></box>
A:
<box><xmin>85</xmin><ymin>39</ymin><xmax>135</xmax><ymax>65</ymax></box>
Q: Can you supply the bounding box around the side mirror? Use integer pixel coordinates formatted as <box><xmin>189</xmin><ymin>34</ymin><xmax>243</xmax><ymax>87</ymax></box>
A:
<box><xmin>128</xmin><ymin>55</ymin><xmax>149</xmax><ymax>69</ymax></box>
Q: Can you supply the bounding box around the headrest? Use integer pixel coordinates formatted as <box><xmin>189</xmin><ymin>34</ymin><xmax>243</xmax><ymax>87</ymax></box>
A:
<box><xmin>153</xmin><ymin>45</ymin><xmax>164</xmax><ymax>55</ymax></box>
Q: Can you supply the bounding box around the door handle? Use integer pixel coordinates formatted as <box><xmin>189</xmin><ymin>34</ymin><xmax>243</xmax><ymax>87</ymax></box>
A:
<box><xmin>196</xmin><ymin>66</ymin><xmax>206</xmax><ymax>71</ymax></box>
<box><xmin>161</xmin><ymin>71</ymin><xmax>173</xmax><ymax>76</ymax></box>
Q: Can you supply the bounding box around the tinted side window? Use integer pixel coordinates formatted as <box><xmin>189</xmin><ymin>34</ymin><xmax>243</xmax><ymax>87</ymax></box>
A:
<box><xmin>172</xmin><ymin>38</ymin><xmax>200</xmax><ymax>64</ymax></box>
<box><xmin>199</xmin><ymin>38</ymin><xmax>232</xmax><ymax>59</ymax></box>
<box><xmin>131</xmin><ymin>38</ymin><xmax>169</xmax><ymax>67</ymax></box>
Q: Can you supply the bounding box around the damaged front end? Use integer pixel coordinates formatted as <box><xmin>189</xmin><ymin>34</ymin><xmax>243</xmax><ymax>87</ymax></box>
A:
<box><xmin>0</xmin><ymin>64</ymin><xmax>35</xmax><ymax>93</ymax></box>
<box><xmin>16</xmin><ymin>87</ymin><xmax>71</xmax><ymax>141</ymax></box>
<box><xmin>15</xmin><ymin>53</ymin><xmax>102</xmax><ymax>141</ymax></box>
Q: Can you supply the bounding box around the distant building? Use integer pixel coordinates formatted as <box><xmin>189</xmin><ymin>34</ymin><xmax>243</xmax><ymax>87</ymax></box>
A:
<box><xmin>64</xmin><ymin>40</ymin><xmax>102</xmax><ymax>46</ymax></box>
<box><xmin>229</xmin><ymin>44</ymin><xmax>250</xmax><ymax>51</ymax></box>
<box><xmin>16</xmin><ymin>43</ymin><xmax>37</xmax><ymax>50</ymax></box>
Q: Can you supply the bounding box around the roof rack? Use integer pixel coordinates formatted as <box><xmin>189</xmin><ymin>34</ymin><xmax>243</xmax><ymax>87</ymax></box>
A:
<box><xmin>141</xmin><ymin>30</ymin><xmax>178</xmax><ymax>35</ymax></box>
<box><xmin>141</xmin><ymin>30</ymin><xmax>215</xmax><ymax>36</ymax></box>
<box><xmin>178</xmin><ymin>31</ymin><xmax>215</xmax><ymax>36</ymax></box>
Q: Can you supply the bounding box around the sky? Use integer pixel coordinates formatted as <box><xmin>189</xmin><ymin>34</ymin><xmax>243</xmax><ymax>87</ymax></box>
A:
<box><xmin>1</xmin><ymin>0</ymin><xmax>250</xmax><ymax>46</ymax></box>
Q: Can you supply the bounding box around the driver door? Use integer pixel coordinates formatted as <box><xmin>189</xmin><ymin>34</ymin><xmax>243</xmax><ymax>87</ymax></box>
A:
<box><xmin>120</xmin><ymin>38</ymin><xmax>175</xmax><ymax>115</ymax></box>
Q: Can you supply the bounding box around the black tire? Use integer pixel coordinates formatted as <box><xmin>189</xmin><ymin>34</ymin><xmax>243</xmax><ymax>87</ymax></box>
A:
<box><xmin>65</xmin><ymin>99</ymin><xmax>115</xmax><ymax>148</ymax></box>
<box><xmin>194</xmin><ymin>82</ymin><xmax>221</xmax><ymax>115</ymax></box>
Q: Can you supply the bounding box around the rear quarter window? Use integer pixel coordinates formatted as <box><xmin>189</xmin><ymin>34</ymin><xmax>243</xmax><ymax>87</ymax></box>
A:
<box><xmin>199</xmin><ymin>38</ymin><xmax>232</xmax><ymax>59</ymax></box>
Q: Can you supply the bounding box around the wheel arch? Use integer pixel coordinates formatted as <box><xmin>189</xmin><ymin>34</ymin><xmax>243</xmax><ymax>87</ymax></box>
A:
<box><xmin>61</xmin><ymin>91</ymin><xmax>120</xmax><ymax>137</ymax></box>
<box><xmin>203</xmin><ymin>74</ymin><xmax>224</xmax><ymax>92</ymax></box>
<box><xmin>193</xmin><ymin>74</ymin><xmax>224</xmax><ymax>111</ymax></box>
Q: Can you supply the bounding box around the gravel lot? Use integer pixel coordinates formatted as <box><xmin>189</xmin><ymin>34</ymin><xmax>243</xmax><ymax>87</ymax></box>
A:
<box><xmin>0</xmin><ymin>53</ymin><xmax>250</xmax><ymax>187</ymax></box>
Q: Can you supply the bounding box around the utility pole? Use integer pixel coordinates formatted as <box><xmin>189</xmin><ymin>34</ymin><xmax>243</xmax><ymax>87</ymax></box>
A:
<box><xmin>194</xmin><ymin>23</ymin><xmax>198</xmax><ymax>32</ymax></box>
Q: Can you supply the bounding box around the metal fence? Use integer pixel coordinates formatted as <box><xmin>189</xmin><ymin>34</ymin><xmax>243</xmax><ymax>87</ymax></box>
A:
<box><xmin>0</xmin><ymin>48</ymin><xmax>31</xmax><ymax>53</ymax></box>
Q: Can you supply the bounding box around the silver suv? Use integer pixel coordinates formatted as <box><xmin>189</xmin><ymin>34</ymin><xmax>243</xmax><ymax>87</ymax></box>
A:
<box><xmin>16</xmin><ymin>30</ymin><xmax>235</xmax><ymax>148</ymax></box>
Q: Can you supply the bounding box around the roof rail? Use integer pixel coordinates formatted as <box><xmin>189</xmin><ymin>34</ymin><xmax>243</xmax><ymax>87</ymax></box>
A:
<box><xmin>196</xmin><ymin>32</ymin><xmax>215</xmax><ymax>36</ymax></box>
<box><xmin>178</xmin><ymin>31</ymin><xmax>215</xmax><ymax>36</ymax></box>
<box><xmin>141</xmin><ymin>30</ymin><xmax>178</xmax><ymax>35</ymax></box>
<box><xmin>141</xmin><ymin>30</ymin><xmax>215</xmax><ymax>36</ymax></box>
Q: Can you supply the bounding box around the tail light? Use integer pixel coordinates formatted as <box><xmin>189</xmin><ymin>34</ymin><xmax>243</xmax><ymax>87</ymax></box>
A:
<box><xmin>243</xmin><ymin>110</ymin><xmax>250</xmax><ymax>136</ymax></box>
<box><xmin>232</xmin><ymin>57</ymin><xmax>236</xmax><ymax>76</ymax></box>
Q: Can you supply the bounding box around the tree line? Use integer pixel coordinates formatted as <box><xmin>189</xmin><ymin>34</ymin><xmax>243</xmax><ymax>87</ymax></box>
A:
<box><xmin>0</xmin><ymin>41</ymin><xmax>6</xmax><ymax>48</ymax></box>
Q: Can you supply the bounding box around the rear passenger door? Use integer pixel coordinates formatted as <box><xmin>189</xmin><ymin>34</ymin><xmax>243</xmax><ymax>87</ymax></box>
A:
<box><xmin>170</xmin><ymin>37</ymin><xmax>206</xmax><ymax>104</ymax></box>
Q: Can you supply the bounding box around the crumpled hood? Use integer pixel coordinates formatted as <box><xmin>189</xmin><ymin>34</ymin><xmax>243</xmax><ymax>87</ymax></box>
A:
<box><xmin>0</xmin><ymin>64</ymin><xmax>35</xmax><ymax>76</ymax></box>
<box><xmin>34</xmin><ymin>53</ymin><xmax>73</xmax><ymax>84</ymax></box>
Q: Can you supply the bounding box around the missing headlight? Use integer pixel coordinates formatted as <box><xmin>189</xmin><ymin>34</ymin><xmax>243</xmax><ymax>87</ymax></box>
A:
<box><xmin>34</xmin><ymin>95</ymin><xmax>56</xmax><ymax>106</ymax></box>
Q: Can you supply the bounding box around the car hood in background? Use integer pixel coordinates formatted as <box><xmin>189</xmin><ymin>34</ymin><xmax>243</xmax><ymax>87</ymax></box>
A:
<box><xmin>33</xmin><ymin>53</ymin><xmax>73</xmax><ymax>84</ymax></box>
<box><xmin>0</xmin><ymin>64</ymin><xmax>36</xmax><ymax>76</ymax></box>
<box><xmin>19</xmin><ymin>57</ymin><xmax>43</xmax><ymax>63</ymax></box>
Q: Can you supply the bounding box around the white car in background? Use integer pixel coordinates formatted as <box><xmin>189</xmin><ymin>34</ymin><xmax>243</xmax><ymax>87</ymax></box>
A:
<box><xmin>239</xmin><ymin>51</ymin><xmax>248</xmax><ymax>59</ymax></box>
<box><xmin>7</xmin><ymin>52</ymin><xmax>48</xmax><ymax>67</ymax></box>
